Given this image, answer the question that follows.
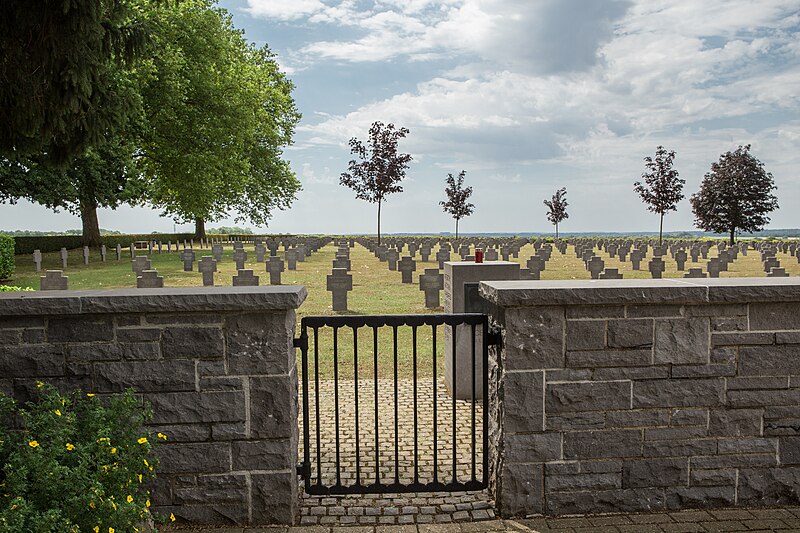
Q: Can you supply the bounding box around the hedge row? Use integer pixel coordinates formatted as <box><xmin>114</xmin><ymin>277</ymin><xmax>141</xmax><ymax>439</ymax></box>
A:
<box><xmin>0</xmin><ymin>235</ymin><xmax>14</xmax><ymax>280</ymax></box>
<box><xmin>14</xmin><ymin>233</ymin><xmax>205</xmax><ymax>255</ymax></box>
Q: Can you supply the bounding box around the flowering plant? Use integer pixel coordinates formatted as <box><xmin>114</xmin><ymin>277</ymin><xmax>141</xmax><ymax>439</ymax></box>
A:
<box><xmin>0</xmin><ymin>384</ymin><xmax>164</xmax><ymax>532</ymax></box>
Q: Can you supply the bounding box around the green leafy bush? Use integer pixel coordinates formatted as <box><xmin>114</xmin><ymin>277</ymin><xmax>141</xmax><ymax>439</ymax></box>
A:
<box><xmin>0</xmin><ymin>285</ymin><xmax>33</xmax><ymax>292</ymax></box>
<box><xmin>0</xmin><ymin>384</ymin><xmax>165</xmax><ymax>532</ymax></box>
<box><xmin>12</xmin><ymin>233</ymin><xmax>202</xmax><ymax>255</ymax></box>
<box><xmin>0</xmin><ymin>235</ymin><xmax>13</xmax><ymax>280</ymax></box>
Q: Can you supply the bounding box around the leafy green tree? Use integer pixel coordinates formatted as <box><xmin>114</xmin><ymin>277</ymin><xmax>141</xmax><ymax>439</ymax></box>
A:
<box><xmin>634</xmin><ymin>146</ymin><xmax>684</xmax><ymax>244</ymax></box>
<box><xmin>340</xmin><ymin>122</ymin><xmax>412</xmax><ymax>245</ymax></box>
<box><xmin>440</xmin><ymin>171</ymin><xmax>475</xmax><ymax>239</ymax></box>
<box><xmin>0</xmin><ymin>0</ymin><xmax>151</xmax><ymax>163</ymax></box>
<box><xmin>0</xmin><ymin>60</ymin><xmax>145</xmax><ymax>247</ymax></box>
<box><xmin>543</xmin><ymin>187</ymin><xmax>568</xmax><ymax>239</ymax></box>
<box><xmin>140</xmin><ymin>1</ymin><xmax>301</xmax><ymax>238</ymax></box>
<box><xmin>690</xmin><ymin>145</ymin><xmax>778</xmax><ymax>245</ymax></box>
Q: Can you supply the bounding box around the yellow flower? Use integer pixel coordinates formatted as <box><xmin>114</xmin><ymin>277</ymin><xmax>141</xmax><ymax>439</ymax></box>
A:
<box><xmin>170</xmin><ymin>513</ymin><xmax>176</xmax><ymax>522</ymax></box>
<box><xmin>145</xmin><ymin>499</ymin><xmax>150</xmax><ymax>508</ymax></box>
<box><xmin>157</xmin><ymin>432</ymin><xmax>167</xmax><ymax>440</ymax></box>
<box><xmin>54</xmin><ymin>409</ymin><xmax>61</xmax><ymax>416</ymax></box>
<box><xmin>138</xmin><ymin>474</ymin><xmax>142</xmax><ymax>483</ymax></box>
<box><xmin>143</xmin><ymin>459</ymin><xmax>149</xmax><ymax>468</ymax></box>
<box><xmin>28</xmin><ymin>440</ymin><xmax>39</xmax><ymax>448</ymax></box>
<box><xmin>36</xmin><ymin>381</ymin><xmax>43</xmax><ymax>388</ymax></box>
<box><xmin>87</xmin><ymin>393</ymin><xmax>95</xmax><ymax>397</ymax></box>
<box><xmin>111</xmin><ymin>500</ymin><xmax>117</xmax><ymax>511</ymax></box>
<box><xmin>126</xmin><ymin>495</ymin><xmax>133</xmax><ymax>503</ymax></box>
<box><xmin>110</xmin><ymin>447</ymin><xmax>117</xmax><ymax>454</ymax></box>
<box><xmin>93</xmin><ymin>527</ymin><xmax>99</xmax><ymax>533</ymax></box>
<box><xmin>109</xmin><ymin>528</ymin><xmax>115</xmax><ymax>533</ymax></box>
<box><xmin>137</xmin><ymin>437</ymin><xmax>147</xmax><ymax>445</ymax></box>
<box><xmin>89</xmin><ymin>501</ymin><xmax>96</xmax><ymax>509</ymax></box>
<box><xmin>66</xmin><ymin>443</ymin><xmax>75</xmax><ymax>451</ymax></box>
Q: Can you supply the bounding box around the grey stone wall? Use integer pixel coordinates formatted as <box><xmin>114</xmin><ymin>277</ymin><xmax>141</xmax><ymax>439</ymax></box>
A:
<box><xmin>0</xmin><ymin>287</ymin><xmax>306</xmax><ymax>526</ymax></box>
<box><xmin>480</xmin><ymin>278</ymin><xmax>800</xmax><ymax>517</ymax></box>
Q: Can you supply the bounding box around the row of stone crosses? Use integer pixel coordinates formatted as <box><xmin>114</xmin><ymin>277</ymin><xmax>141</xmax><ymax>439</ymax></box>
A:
<box><xmin>38</xmin><ymin>236</ymin><xmax>330</xmax><ymax>290</ymax></box>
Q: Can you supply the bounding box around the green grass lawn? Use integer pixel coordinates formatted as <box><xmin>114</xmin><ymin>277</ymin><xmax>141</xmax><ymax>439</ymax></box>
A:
<box><xmin>7</xmin><ymin>240</ymin><xmax>797</xmax><ymax>378</ymax></box>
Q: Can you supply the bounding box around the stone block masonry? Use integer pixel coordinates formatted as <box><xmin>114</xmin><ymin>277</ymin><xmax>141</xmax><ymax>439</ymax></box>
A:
<box><xmin>479</xmin><ymin>278</ymin><xmax>800</xmax><ymax>518</ymax></box>
<box><xmin>0</xmin><ymin>286</ymin><xmax>306</xmax><ymax>526</ymax></box>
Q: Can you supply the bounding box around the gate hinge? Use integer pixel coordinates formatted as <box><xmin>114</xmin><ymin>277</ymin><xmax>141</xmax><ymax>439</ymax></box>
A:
<box><xmin>293</xmin><ymin>335</ymin><xmax>307</xmax><ymax>350</ymax></box>
<box><xmin>296</xmin><ymin>461</ymin><xmax>311</xmax><ymax>479</ymax></box>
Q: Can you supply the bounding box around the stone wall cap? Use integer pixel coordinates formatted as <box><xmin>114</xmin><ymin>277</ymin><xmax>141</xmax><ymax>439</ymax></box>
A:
<box><xmin>0</xmin><ymin>286</ymin><xmax>308</xmax><ymax>316</ymax></box>
<box><xmin>479</xmin><ymin>278</ymin><xmax>800</xmax><ymax>307</ymax></box>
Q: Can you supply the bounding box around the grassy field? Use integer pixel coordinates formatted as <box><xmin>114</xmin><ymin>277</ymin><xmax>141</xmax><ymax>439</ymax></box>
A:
<box><xmin>7</xmin><ymin>240</ymin><xmax>798</xmax><ymax>379</ymax></box>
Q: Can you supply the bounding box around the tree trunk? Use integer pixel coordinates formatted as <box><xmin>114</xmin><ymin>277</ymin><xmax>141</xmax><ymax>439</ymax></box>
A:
<box><xmin>555</xmin><ymin>223</ymin><xmax>559</xmax><ymax>240</ymax></box>
<box><xmin>194</xmin><ymin>217</ymin><xmax>206</xmax><ymax>239</ymax></box>
<box><xmin>730</xmin><ymin>227</ymin><xmax>735</xmax><ymax>246</ymax></box>
<box><xmin>659</xmin><ymin>211</ymin><xmax>664</xmax><ymax>245</ymax></box>
<box><xmin>79</xmin><ymin>196</ymin><xmax>102</xmax><ymax>247</ymax></box>
<box><xmin>455</xmin><ymin>218</ymin><xmax>459</xmax><ymax>239</ymax></box>
<box><xmin>377</xmin><ymin>199</ymin><xmax>382</xmax><ymax>246</ymax></box>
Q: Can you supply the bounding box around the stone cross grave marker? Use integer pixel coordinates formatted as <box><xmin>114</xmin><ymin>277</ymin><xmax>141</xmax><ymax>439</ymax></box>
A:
<box><xmin>100</xmin><ymin>245</ymin><xmax>107</xmax><ymax>262</ymax></box>
<box><xmin>268</xmin><ymin>240</ymin><xmax>278</xmax><ymax>256</ymax></box>
<box><xmin>132</xmin><ymin>256</ymin><xmax>152</xmax><ymax>276</ymax></box>
<box><xmin>618</xmin><ymin>248</ymin><xmax>628</xmax><ymax>262</ymax></box>
<box><xmin>212</xmin><ymin>243</ymin><xmax>223</xmax><ymax>262</ymax></box>
<box><xmin>436</xmin><ymin>249</ymin><xmax>450</xmax><ymax>270</ymax></box>
<box><xmin>690</xmin><ymin>247</ymin><xmax>700</xmax><ymax>262</ymax></box>
<box><xmin>630</xmin><ymin>249</ymin><xmax>644</xmax><ymax>270</ymax></box>
<box><xmin>332</xmin><ymin>255</ymin><xmax>350</xmax><ymax>271</ymax></box>
<box><xmin>167</xmin><ymin>241</ymin><xmax>173</xmax><ymax>252</ymax></box>
<box><xmin>707</xmin><ymin>258</ymin><xmax>722</xmax><ymax>278</ymax></box>
<box><xmin>485</xmin><ymin>248</ymin><xmax>498</xmax><ymax>261</ymax></box>
<box><xmin>137</xmin><ymin>269</ymin><xmax>164</xmax><ymax>288</ymax></box>
<box><xmin>233</xmin><ymin>269</ymin><xmax>259</xmax><ymax>286</ymax></box>
<box><xmin>649</xmin><ymin>257</ymin><xmax>666</xmax><ymax>279</ymax></box>
<box><xmin>408</xmin><ymin>242</ymin><xmax>418</xmax><ymax>257</ymax></box>
<box><xmin>599</xmin><ymin>268</ymin><xmax>623</xmax><ymax>279</ymax></box>
<box><xmin>763</xmin><ymin>256</ymin><xmax>780</xmax><ymax>273</ymax></box>
<box><xmin>419</xmin><ymin>268</ymin><xmax>444</xmax><ymax>308</ymax></box>
<box><xmin>157</xmin><ymin>241</ymin><xmax>162</xmax><ymax>254</ymax></box>
<box><xmin>233</xmin><ymin>248</ymin><xmax>247</xmax><ymax>270</ymax></box>
<box><xmin>500</xmin><ymin>246</ymin><xmax>510</xmax><ymax>261</ymax></box>
<box><xmin>684</xmin><ymin>267</ymin><xmax>706</xmax><ymax>278</ymax></box>
<box><xmin>60</xmin><ymin>248</ymin><xmax>68</xmax><ymax>270</ymax></box>
<box><xmin>674</xmin><ymin>250</ymin><xmax>687</xmax><ymax>271</ymax></box>
<box><xmin>129</xmin><ymin>243</ymin><xmax>135</xmax><ymax>259</ymax></box>
<box><xmin>767</xmin><ymin>267</ymin><xmax>789</xmax><ymax>277</ymax></box>
<box><xmin>376</xmin><ymin>245</ymin><xmax>388</xmax><ymax>261</ymax></box>
<box><xmin>266</xmin><ymin>256</ymin><xmax>285</xmax><ymax>285</ymax></box>
<box><xmin>198</xmin><ymin>256</ymin><xmax>217</xmax><ymax>286</ymax></box>
<box><xmin>398</xmin><ymin>256</ymin><xmax>417</xmax><ymax>283</ymax></box>
<box><xmin>40</xmin><ymin>270</ymin><xmax>68</xmax><ymax>290</ymax></box>
<box><xmin>326</xmin><ymin>268</ymin><xmax>353</xmax><ymax>311</ymax></box>
<box><xmin>255</xmin><ymin>243</ymin><xmax>266</xmax><ymax>263</ymax></box>
<box><xmin>420</xmin><ymin>244</ymin><xmax>432</xmax><ymax>262</ymax></box>
<box><xmin>587</xmin><ymin>256</ymin><xmax>605</xmax><ymax>279</ymax></box>
<box><xmin>285</xmin><ymin>249</ymin><xmax>297</xmax><ymax>270</ymax></box>
<box><xmin>82</xmin><ymin>246</ymin><xmax>90</xmax><ymax>265</ymax></box>
<box><xmin>32</xmin><ymin>250</ymin><xmax>42</xmax><ymax>272</ymax></box>
<box><xmin>527</xmin><ymin>256</ymin><xmax>546</xmax><ymax>279</ymax></box>
<box><xmin>147</xmin><ymin>241</ymin><xmax>153</xmax><ymax>255</ymax></box>
<box><xmin>115</xmin><ymin>244</ymin><xmax>122</xmax><ymax>261</ymax></box>
<box><xmin>459</xmin><ymin>245</ymin><xmax>470</xmax><ymax>260</ymax></box>
<box><xmin>386</xmin><ymin>248</ymin><xmax>399</xmax><ymax>271</ymax></box>
<box><xmin>296</xmin><ymin>244</ymin><xmax>307</xmax><ymax>262</ymax></box>
<box><xmin>180</xmin><ymin>249</ymin><xmax>195</xmax><ymax>271</ymax></box>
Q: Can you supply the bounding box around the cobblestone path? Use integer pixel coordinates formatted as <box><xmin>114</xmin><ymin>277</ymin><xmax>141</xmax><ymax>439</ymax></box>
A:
<box><xmin>298</xmin><ymin>378</ymin><xmax>494</xmax><ymax>526</ymax></box>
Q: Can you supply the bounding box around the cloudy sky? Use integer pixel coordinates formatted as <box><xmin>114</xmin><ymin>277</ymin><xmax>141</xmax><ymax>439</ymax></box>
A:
<box><xmin>2</xmin><ymin>0</ymin><xmax>799</xmax><ymax>235</ymax></box>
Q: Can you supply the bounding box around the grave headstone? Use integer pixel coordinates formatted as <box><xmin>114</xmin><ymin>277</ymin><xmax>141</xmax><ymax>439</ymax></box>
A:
<box><xmin>296</xmin><ymin>244</ymin><xmax>307</xmax><ymax>262</ymax></box>
<box><xmin>136</xmin><ymin>269</ymin><xmax>164</xmax><ymax>288</ymax></box>
<box><xmin>233</xmin><ymin>249</ymin><xmax>247</xmax><ymax>270</ymax></box>
<box><xmin>420</xmin><ymin>245</ymin><xmax>432</xmax><ymax>262</ymax></box>
<box><xmin>198</xmin><ymin>256</ymin><xmax>217</xmax><ymax>286</ymax></box>
<box><xmin>212</xmin><ymin>244</ymin><xmax>223</xmax><ymax>262</ymax></box>
<box><xmin>684</xmin><ymin>267</ymin><xmax>706</xmax><ymax>278</ymax></box>
<box><xmin>40</xmin><ymin>270</ymin><xmax>68</xmax><ymax>290</ymax></box>
<box><xmin>398</xmin><ymin>256</ymin><xmax>417</xmax><ymax>283</ymax></box>
<box><xmin>180</xmin><ymin>249</ymin><xmax>196</xmax><ymax>271</ymax></box>
<box><xmin>115</xmin><ymin>244</ymin><xmax>122</xmax><ymax>261</ymax></box>
<box><xmin>60</xmin><ymin>248</ymin><xmax>68</xmax><ymax>270</ymax></box>
<box><xmin>255</xmin><ymin>243</ymin><xmax>266</xmax><ymax>263</ymax></box>
<box><xmin>285</xmin><ymin>249</ymin><xmax>297</xmax><ymax>270</ymax></box>
<box><xmin>83</xmin><ymin>246</ymin><xmax>90</xmax><ymax>265</ymax></box>
<box><xmin>485</xmin><ymin>248</ymin><xmax>499</xmax><ymax>261</ymax></box>
<box><xmin>266</xmin><ymin>256</ymin><xmax>285</xmax><ymax>285</ymax></box>
<box><xmin>419</xmin><ymin>268</ymin><xmax>444</xmax><ymax>308</ymax></box>
<box><xmin>599</xmin><ymin>268</ymin><xmax>623</xmax><ymax>279</ymax></box>
<box><xmin>648</xmin><ymin>257</ymin><xmax>666</xmax><ymax>279</ymax></box>
<box><xmin>32</xmin><ymin>250</ymin><xmax>42</xmax><ymax>272</ymax></box>
<box><xmin>436</xmin><ymin>249</ymin><xmax>451</xmax><ymax>270</ymax></box>
<box><xmin>326</xmin><ymin>268</ymin><xmax>353</xmax><ymax>311</ymax></box>
<box><xmin>131</xmin><ymin>256</ymin><xmax>152</xmax><ymax>276</ymax></box>
<box><xmin>129</xmin><ymin>243</ymin><xmax>135</xmax><ymax>258</ymax></box>
<box><xmin>100</xmin><ymin>245</ymin><xmax>107</xmax><ymax>262</ymax></box>
<box><xmin>674</xmin><ymin>250</ymin><xmax>687</xmax><ymax>271</ymax></box>
<box><xmin>587</xmin><ymin>256</ymin><xmax>605</xmax><ymax>279</ymax></box>
<box><xmin>707</xmin><ymin>258</ymin><xmax>722</xmax><ymax>278</ymax></box>
<box><xmin>767</xmin><ymin>267</ymin><xmax>789</xmax><ymax>277</ymax></box>
<box><xmin>386</xmin><ymin>248</ymin><xmax>399</xmax><ymax>271</ymax></box>
<box><xmin>233</xmin><ymin>269</ymin><xmax>259</xmax><ymax>286</ymax></box>
<box><xmin>630</xmin><ymin>250</ymin><xmax>643</xmax><ymax>270</ymax></box>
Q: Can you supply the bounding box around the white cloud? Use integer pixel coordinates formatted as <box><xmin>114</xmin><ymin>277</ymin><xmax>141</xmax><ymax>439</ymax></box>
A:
<box><xmin>244</xmin><ymin>0</ymin><xmax>327</xmax><ymax>20</ymax></box>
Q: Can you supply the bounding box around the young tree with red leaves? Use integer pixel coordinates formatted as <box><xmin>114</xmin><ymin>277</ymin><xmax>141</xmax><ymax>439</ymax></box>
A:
<box><xmin>340</xmin><ymin>122</ymin><xmax>412</xmax><ymax>245</ymax></box>
<box><xmin>440</xmin><ymin>170</ymin><xmax>475</xmax><ymax>238</ymax></box>
<box><xmin>634</xmin><ymin>146</ymin><xmax>684</xmax><ymax>244</ymax></box>
<box><xmin>543</xmin><ymin>187</ymin><xmax>568</xmax><ymax>239</ymax></box>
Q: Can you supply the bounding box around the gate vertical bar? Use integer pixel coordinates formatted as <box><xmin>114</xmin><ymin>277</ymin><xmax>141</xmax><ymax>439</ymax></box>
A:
<box><xmin>471</xmin><ymin>322</ymin><xmax>477</xmax><ymax>483</ymax></box>
<box><xmin>412</xmin><ymin>325</ymin><xmax>419</xmax><ymax>486</ymax></box>
<box><xmin>393</xmin><ymin>325</ymin><xmax>399</xmax><ymax>486</ymax></box>
<box><xmin>432</xmin><ymin>323</ymin><xmax>438</xmax><ymax>485</ymax></box>
<box><xmin>482</xmin><ymin>316</ymin><xmax>489</xmax><ymax>486</ymax></box>
<box><xmin>314</xmin><ymin>327</ymin><xmax>322</xmax><ymax>488</ymax></box>
<box><xmin>353</xmin><ymin>326</ymin><xmax>361</xmax><ymax>487</ymax></box>
<box><xmin>301</xmin><ymin>322</ymin><xmax>311</xmax><ymax>492</ymax></box>
<box><xmin>333</xmin><ymin>326</ymin><xmax>341</xmax><ymax>488</ymax></box>
<box><xmin>373</xmin><ymin>326</ymin><xmax>380</xmax><ymax>487</ymax></box>
<box><xmin>451</xmin><ymin>322</ymin><xmax>457</xmax><ymax>484</ymax></box>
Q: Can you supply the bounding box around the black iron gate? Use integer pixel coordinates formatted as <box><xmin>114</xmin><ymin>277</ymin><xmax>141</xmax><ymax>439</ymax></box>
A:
<box><xmin>295</xmin><ymin>313</ymin><xmax>493</xmax><ymax>495</ymax></box>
